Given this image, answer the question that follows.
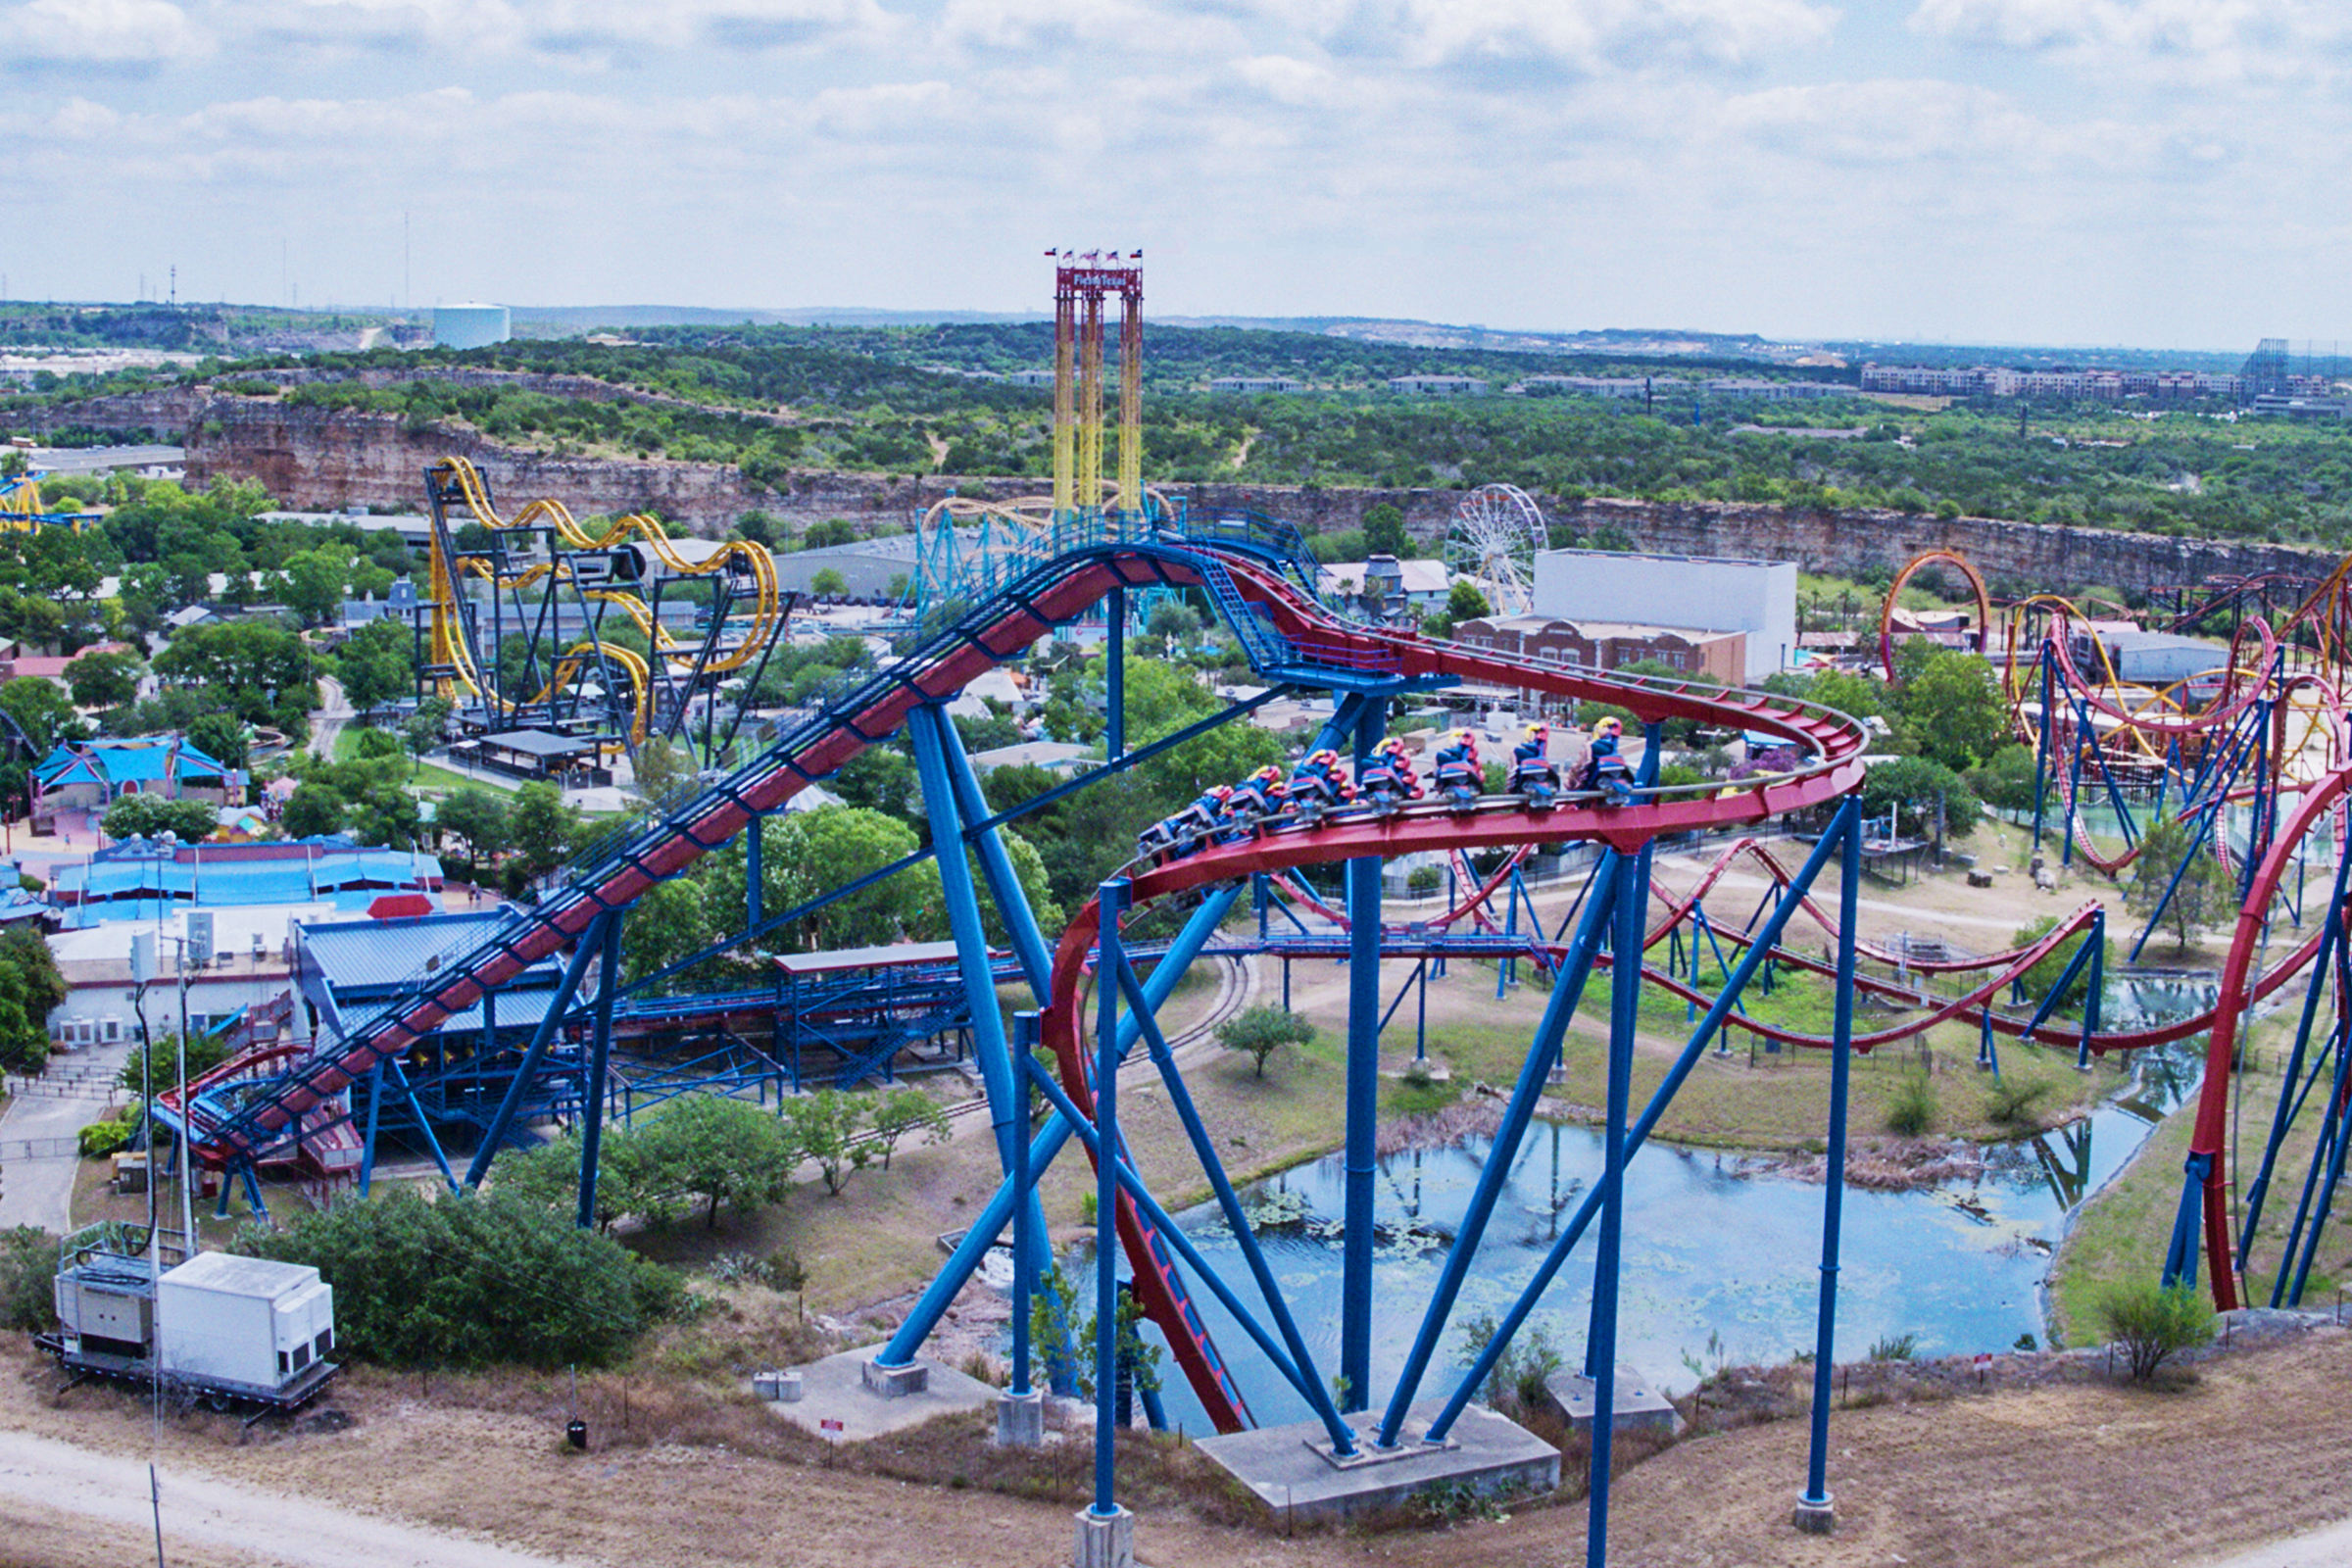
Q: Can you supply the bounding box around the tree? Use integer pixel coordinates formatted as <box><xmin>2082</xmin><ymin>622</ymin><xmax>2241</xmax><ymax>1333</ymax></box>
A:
<box><xmin>631</xmin><ymin>735</ymin><xmax>696</xmax><ymax>802</ymax></box>
<box><xmin>621</xmin><ymin>878</ymin><xmax>711</xmax><ymax>985</ymax></box>
<box><xmin>65</xmin><ymin>650</ymin><xmax>143</xmax><ymax>710</ymax></box>
<box><xmin>809</xmin><ymin>566</ymin><xmax>850</xmax><ymax>597</ymax></box>
<box><xmin>116</xmin><ymin>1030</ymin><xmax>231</xmax><ymax>1096</ymax></box>
<box><xmin>1145</xmin><ymin>600</ymin><xmax>1201</xmax><ymax>657</ymax></box>
<box><xmin>2095</xmin><ymin>1279</ymin><xmax>2214</xmax><ymax>1382</ymax></box>
<box><xmin>402</xmin><ymin>696</ymin><xmax>451</xmax><ymax>774</ymax></box>
<box><xmin>237</xmin><ymin>1186</ymin><xmax>680</xmax><ymax>1368</ymax></box>
<box><xmin>186</xmin><ymin>712</ymin><xmax>251</xmax><ymax>774</ymax></box>
<box><xmin>0</xmin><ymin>1226</ymin><xmax>58</xmax><ymax>1332</ymax></box>
<box><xmin>780</xmin><ymin>1090</ymin><xmax>873</xmax><ymax>1196</ymax></box>
<box><xmin>434</xmin><ymin>785</ymin><xmax>510</xmax><ymax>880</ymax></box>
<box><xmin>100</xmin><ymin>793</ymin><xmax>218</xmax><ymax>843</ymax></box>
<box><xmin>1362</xmin><ymin>502</ymin><xmax>1409</xmax><ymax>558</ymax></box>
<box><xmin>279</xmin><ymin>545</ymin><xmax>352</xmax><ymax>626</ymax></box>
<box><xmin>508</xmin><ymin>782</ymin><xmax>579</xmax><ymax>877</ymax></box>
<box><xmin>1215</xmin><ymin>1004</ymin><xmax>1313</xmax><ymax>1079</ymax></box>
<box><xmin>1969</xmin><ymin>743</ymin><xmax>2037</xmax><ymax>816</ymax></box>
<box><xmin>2012</xmin><ymin>913</ymin><xmax>2109</xmax><ymax>1007</ymax></box>
<box><xmin>335</xmin><ymin>617</ymin><xmax>416</xmax><ymax>711</ymax></box>
<box><xmin>0</xmin><ymin>929</ymin><xmax>69</xmax><ymax>1072</ymax></box>
<box><xmin>867</xmin><ymin>1087</ymin><xmax>951</xmax><ymax>1170</ymax></box>
<box><xmin>2126</xmin><ymin>815</ymin><xmax>2233</xmax><ymax>952</ymax></box>
<box><xmin>1859</xmin><ymin>757</ymin><xmax>1982</xmax><ymax>842</ymax></box>
<box><xmin>0</xmin><ymin>676</ymin><xmax>80</xmax><ymax>752</ymax></box>
<box><xmin>1893</xmin><ymin>648</ymin><xmax>2008</xmax><ymax>770</ymax></box>
<box><xmin>634</xmin><ymin>1095</ymin><xmax>801</xmax><ymax>1227</ymax></box>
<box><xmin>281</xmin><ymin>781</ymin><xmax>346</xmax><ymax>838</ymax></box>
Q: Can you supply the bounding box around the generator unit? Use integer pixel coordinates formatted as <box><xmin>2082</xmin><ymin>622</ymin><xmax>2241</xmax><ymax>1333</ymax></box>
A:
<box><xmin>40</xmin><ymin>1227</ymin><xmax>338</xmax><ymax>1412</ymax></box>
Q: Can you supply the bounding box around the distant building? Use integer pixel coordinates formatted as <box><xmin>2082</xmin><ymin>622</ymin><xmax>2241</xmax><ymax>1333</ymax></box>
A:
<box><xmin>1387</xmin><ymin>375</ymin><xmax>1487</xmax><ymax>397</ymax></box>
<box><xmin>1701</xmin><ymin>378</ymin><xmax>1850</xmax><ymax>402</ymax></box>
<box><xmin>1319</xmin><ymin>558</ymin><xmax>1450</xmax><ymax>609</ymax></box>
<box><xmin>1207</xmin><ymin>377</ymin><xmax>1304</xmax><ymax>394</ymax></box>
<box><xmin>1860</xmin><ymin>363</ymin><xmax>2248</xmax><ymax>401</ymax></box>
<box><xmin>1004</xmin><ymin>369</ymin><xmax>1058</xmax><ymax>387</ymax></box>
<box><xmin>32</xmin><ymin>736</ymin><xmax>233</xmax><ymax>831</ymax></box>
<box><xmin>1451</xmin><ymin>613</ymin><xmax>1747</xmax><ymax>701</ymax></box>
<box><xmin>47</xmin><ymin>835</ymin><xmax>443</xmax><ymax>921</ymax></box>
<box><xmin>433</xmin><ymin>304</ymin><xmax>511</xmax><ymax>350</ymax></box>
<box><xmin>1520</xmin><ymin>375</ymin><xmax>1649</xmax><ymax>399</ymax></box>
<box><xmin>1533</xmin><ymin>547</ymin><xmax>1795</xmax><ymax>682</ymax></box>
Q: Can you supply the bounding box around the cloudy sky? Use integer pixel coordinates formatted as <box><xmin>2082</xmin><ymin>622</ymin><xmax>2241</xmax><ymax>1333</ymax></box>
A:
<box><xmin>4</xmin><ymin>0</ymin><xmax>2344</xmax><ymax>349</ymax></box>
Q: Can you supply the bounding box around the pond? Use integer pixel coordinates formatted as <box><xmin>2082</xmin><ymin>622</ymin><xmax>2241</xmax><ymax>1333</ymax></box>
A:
<box><xmin>1085</xmin><ymin>974</ymin><xmax>2218</xmax><ymax>1435</ymax></box>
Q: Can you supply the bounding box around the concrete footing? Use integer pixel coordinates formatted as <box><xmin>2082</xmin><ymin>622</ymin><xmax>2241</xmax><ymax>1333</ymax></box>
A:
<box><xmin>1197</xmin><ymin>1399</ymin><xmax>1558</xmax><ymax>1527</ymax></box>
<box><xmin>997</xmin><ymin>1389</ymin><xmax>1046</xmax><ymax>1447</ymax></box>
<box><xmin>1540</xmin><ymin>1365</ymin><xmax>1684</xmax><ymax>1437</ymax></box>
<box><xmin>1072</xmin><ymin>1505</ymin><xmax>1135</xmax><ymax>1568</ymax></box>
<box><xmin>861</xmin><ymin>1358</ymin><xmax>929</xmax><ymax>1398</ymax></box>
<box><xmin>763</xmin><ymin>1347</ymin><xmax>994</xmax><ymax>1443</ymax></box>
<box><xmin>1792</xmin><ymin>1493</ymin><xmax>1838</xmax><ymax>1534</ymax></box>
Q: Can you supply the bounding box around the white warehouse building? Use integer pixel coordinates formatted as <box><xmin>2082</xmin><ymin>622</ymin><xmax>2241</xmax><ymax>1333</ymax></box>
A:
<box><xmin>1533</xmin><ymin>547</ymin><xmax>1796</xmax><ymax>683</ymax></box>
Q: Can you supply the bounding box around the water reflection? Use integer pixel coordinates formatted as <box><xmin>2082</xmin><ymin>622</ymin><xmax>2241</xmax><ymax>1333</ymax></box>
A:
<box><xmin>1113</xmin><ymin>974</ymin><xmax>2212</xmax><ymax>1435</ymax></box>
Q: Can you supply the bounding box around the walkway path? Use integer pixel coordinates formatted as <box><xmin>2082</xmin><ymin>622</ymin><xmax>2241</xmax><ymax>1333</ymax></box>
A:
<box><xmin>0</xmin><ymin>1429</ymin><xmax>593</xmax><ymax>1568</ymax></box>
<box><xmin>0</xmin><ymin>1039</ymin><xmax>132</xmax><ymax>1231</ymax></box>
<box><xmin>308</xmin><ymin>674</ymin><xmax>350</xmax><ymax>760</ymax></box>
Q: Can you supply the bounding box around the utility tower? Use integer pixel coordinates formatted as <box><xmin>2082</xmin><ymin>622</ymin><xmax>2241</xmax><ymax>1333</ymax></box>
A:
<box><xmin>1049</xmin><ymin>250</ymin><xmax>1144</xmax><ymax>515</ymax></box>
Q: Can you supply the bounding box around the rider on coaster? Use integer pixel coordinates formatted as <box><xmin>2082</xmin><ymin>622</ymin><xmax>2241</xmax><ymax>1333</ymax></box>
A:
<box><xmin>1579</xmin><ymin>716</ymin><xmax>1634</xmax><ymax>804</ymax></box>
<box><xmin>1227</xmin><ymin>764</ymin><xmax>1291</xmax><ymax>834</ymax></box>
<box><xmin>1431</xmin><ymin>728</ymin><xmax>1483</xmax><ymax>804</ymax></box>
<box><xmin>1138</xmin><ymin>784</ymin><xmax>1231</xmax><ymax>863</ymax></box>
<box><xmin>1287</xmin><ymin>748</ymin><xmax>1354</xmax><ymax>812</ymax></box>
<box><xmin>1356</xmin><ymin>736</ymin><xmax>1422</xmax><ymax>806</ymax></box>
<box><xmin>1510</xmin><ymin>721</ymin><xmax>1562</xmax><ymax>797</ymax></box>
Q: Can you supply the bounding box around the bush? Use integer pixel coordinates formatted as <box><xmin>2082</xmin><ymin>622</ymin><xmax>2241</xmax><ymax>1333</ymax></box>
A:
<box><xmin>1885</xmin><ymin>1071</ymin><xmax>1937</xmax><ymax>1136</ymax></box>
<box><xmin>2095</xmin><ymin>1279</ymin><xmax>2214</xmax><ymax>1381</ymax></box>
<box><xmin>1456</xmin><ymin>1309</ymin><xmax>1564</xmax><ymax>1416</ymax></box>
<box><xmin>1868</xmin><ymin>1332</ymin><xmax>1919</xmax><ymax>1361</ymax></box>
<box><xmin>0</xmin><ymin>1226</ymin><xmax>56</xmax><ymax>1332</ymax></box>
<box><xmin>237</xmin><ymin>1186</ymin><xmax>682</xmax><ymax>1368</ymax></box>
<box><xmin>1984</xmin><ymin>1077</ymin><xmax>2054</xmax><ymax>1127</ymax></box>
<box><xmin>77</xmin><ymin>1120</ymin><xmax>134</xmax><ymax>1158</ymax></box>
<box><xmin>1215</xmin><ymin>1005</ymin><xmax>1314</xmax><ymax>1079</ymax></box>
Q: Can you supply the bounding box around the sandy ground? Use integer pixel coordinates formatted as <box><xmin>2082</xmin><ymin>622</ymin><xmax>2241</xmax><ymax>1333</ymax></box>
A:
<box><xmin>8</xmin><ymin>1326</ymin><xmax>2352</xmax><ymax>1568</ymax></box>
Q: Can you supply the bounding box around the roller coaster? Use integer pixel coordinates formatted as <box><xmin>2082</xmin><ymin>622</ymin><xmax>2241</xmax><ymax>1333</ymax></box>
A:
<box><xmin>135</xmin><ymin>488</ymin><xmax>2352</xmax><ymax>1562</ymax></box>
<box><xmin>0</xmin><ymin>466</ymin><xmax>99</xmax><ymax>531</ymax></box>
<box><xmin>419</xmin><ymin>457</ymin><xmax>788</xmax><ymax>764</ymax></box>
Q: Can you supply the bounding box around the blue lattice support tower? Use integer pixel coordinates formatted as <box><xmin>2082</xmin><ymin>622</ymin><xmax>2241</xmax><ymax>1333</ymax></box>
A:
<box><xmin>1340</xmin><ymin>690</ymin><xmax>1388</xmax><ymax>1412</ymax></box>
<box><xmin>1795</xmin><ymin>802</ymin><xmax>1863</xmax><ymax>1534</ymax></box>
<box><xmin>576</xmin><ymin>911</ymin><xmax>623</xmax><ymax>1229</ymax></box>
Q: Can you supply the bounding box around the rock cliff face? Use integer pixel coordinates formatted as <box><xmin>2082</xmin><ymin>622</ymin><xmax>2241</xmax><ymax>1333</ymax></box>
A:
<box><xmin>33</xmin><ymin>387</ymin><xmax>2336</xmax><ymax>594</ymax></box>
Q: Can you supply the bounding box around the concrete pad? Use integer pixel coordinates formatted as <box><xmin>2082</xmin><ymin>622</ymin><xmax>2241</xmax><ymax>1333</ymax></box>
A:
<box><xmin>763</xmin><ymin>1348</ymin><xmax>996</xmax><ymax>1442</ymax></box>
<box><xmin>1196</xmin><ymin>1400</ymin><xmax>1559</xmax><ymax>1527</ymax></box>
<box><xmin>1541</xmin><ymin>1365</ymin><xmax>1685</xmax><ymax>1437</ymax></box>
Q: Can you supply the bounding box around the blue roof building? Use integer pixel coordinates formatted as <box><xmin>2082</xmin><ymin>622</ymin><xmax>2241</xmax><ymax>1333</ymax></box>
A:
<box><xmin>50</xmin><ymin>834</ymin><xmax>443</xmax><ymax>926</ymax></box>
<box><xmin>33</xmin><ymin>735</ymin><xmax>236</xmax><ymax>830</ymax></box>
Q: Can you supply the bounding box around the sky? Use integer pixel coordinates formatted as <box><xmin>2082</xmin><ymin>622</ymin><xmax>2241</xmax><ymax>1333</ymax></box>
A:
<box><xmin>4</xmin><ymin>0</ymin><xmax>2347</xmax><ymax>352</ymax></box>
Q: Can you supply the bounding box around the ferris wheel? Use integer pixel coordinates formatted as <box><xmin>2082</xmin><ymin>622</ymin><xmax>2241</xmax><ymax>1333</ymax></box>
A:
<box><xmin>1445</xmin><ymin>483</ymin><xmax>1548</xmax><ymax>616</ymax></box>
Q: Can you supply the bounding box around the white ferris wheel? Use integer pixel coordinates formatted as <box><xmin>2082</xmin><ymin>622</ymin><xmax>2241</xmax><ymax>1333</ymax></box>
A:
<box><xmin>1445</xmin><ymin>483</ymin><xmax>1548</xmax><ymax>616</ymax></box>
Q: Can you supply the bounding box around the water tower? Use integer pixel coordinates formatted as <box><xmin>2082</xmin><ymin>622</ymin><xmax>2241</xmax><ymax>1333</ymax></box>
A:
<box><xmin>434</xmin><ymin>303</ymin><xmax>511</xmax><ymax>350</ymax></box>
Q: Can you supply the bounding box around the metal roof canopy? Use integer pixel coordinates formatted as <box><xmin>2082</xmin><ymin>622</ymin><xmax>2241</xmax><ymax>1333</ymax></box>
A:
<box><xmin>479</xmin><ymin>729</ymin><xmax>600</xmax><ymax>759</ymax></box>
<box><xmin>774</xmin><ymin>940</ymin><xmax>964</xmax><ymax>977</ymax></box>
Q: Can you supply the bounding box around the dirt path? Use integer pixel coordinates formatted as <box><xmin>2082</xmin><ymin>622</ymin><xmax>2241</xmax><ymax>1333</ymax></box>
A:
<box><xmin>10</xmin><ymin>1329</ymin><xmax>2352</xmax><ymax>1568</ymax></box>
<box><xmin>0</xmin><ymin>1428</ymin><xmax>589</xmax><ymax>1568</ymax></box>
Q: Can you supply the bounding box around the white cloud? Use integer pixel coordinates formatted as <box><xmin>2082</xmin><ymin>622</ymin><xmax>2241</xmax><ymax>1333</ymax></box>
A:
<box><xmin>8</xmin><ymin>0</ymin><xmax>207</xmax><ymax>64</ymax></box>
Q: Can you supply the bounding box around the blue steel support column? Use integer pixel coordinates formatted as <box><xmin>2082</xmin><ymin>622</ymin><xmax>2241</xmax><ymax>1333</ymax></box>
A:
<box><xmin>746</xmin><ymin>810</ymin><xmax>763</xmax><ymax>929</ymax></box>
<box><xmin>1378</xmin><ymin>849</ymin><xmax>1624</xmax><ymax>1446</ymax></box>
<box><xmin>932</xmin><ymin>708</ymin><xmax>1054</xmax><ymax>999</ymax></box>
<box><xmin>1797</xmin><ymin>806</ymin><xmax>1862</xmax><ymax>1527</ymax></box>
<box><xmin>464</xmin><ymin>914</ymin><xmax>609</xmax><ymax>1187</ymax></box>
<box><xmin>359</xmin><ymin>1061</ymin><xmax>384</xmax><ymax>1198</ymax></box>
<box><xmin>1341</xmin><ymin>692</ymin><xmax>1389</xmax><ymax>1413</ymax></box>
<box><xmin>1093</xmin><ymin>877</ymin><xmax>1128</xmax><ymax>1516</ymax></box>
<box><xmin>387</xmin><ymin>1055</ymin><xmax>457</xmax><ymax>1192</ymax></box>
<box><xmin>879</xmin><ymin>883</ymin><xmax>1244</xmax><ymax>1369</ymax></box>
<box><xmin>1106</xmin><ymin>586</ymin><xmax>1125</xmax><ymax>762</ymax></box>
<box><xmin>575</xmin><ymin>910</ymin><xmax>623</xmax><ymax>1230</ymax></box>
<box><xmin>1585</xmin><ymin>833</ymin><xmax>1650</xmax><ymax>1568</ymax></box>
<box><xmin>1011</xmin><ymin>1010</ymin><xmax>1039</xmax><ymax>1397</ymax></box>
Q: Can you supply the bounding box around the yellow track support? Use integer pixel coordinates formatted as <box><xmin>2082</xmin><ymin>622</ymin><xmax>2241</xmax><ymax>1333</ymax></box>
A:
<box><xmin>425</xmin><ymin>456</ymin><xmax>783</xmax><ymax>751</ymax></box>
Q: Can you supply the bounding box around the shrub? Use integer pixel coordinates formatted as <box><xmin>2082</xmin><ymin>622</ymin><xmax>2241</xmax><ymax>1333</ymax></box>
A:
<box><xmin>0</xmin><ymin>1227</ymin><xmax>56</xmax><ymax>1332</ymax></box>
<box><xmin>237</xmin><ymin>1186</ymin><xmax>682</xmax><ymax>1368</ymax></box>
<box><xmin>1868</xmin><ymin>1332</ymin><xmax>1918</xmax><ymax>1361</ymax></box>
<box><xmin>77</xmin><ymin>1120</ymin><xmax>133</xmax><ymax>1158</ymax></box>
<box><xmin>1215</xmin><ymin>1005</ymin><xmax>1314</xmax><ymax>1079</ymax></box>
<box><xmin>2096</xmin><ymin>1279</ymin><xmax>2214</xmax><ymax>1381</ymax></box>
<box><xmin>1984</xmin><ymin>1077</ymin><xmax>2054</xmax><ymax>1127</ymax></box>
<box><xmin>1456</xmin><ymin>1309</ymin><xmax>1564</xmax><ymax>1416</ymax></box>
<box><xmin>1885</xmin><ymin>1071</ymin><xmax>1937</xmax><ymax>1136</ymax></box>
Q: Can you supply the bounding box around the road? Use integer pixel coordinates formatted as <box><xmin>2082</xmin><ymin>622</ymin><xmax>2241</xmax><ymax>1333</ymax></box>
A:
<box><xmin>0</xmin><ymin>1430</ymin><xmax>590</xmax><ymax>1568</ymax></box>
<box><xmin>309</xmin><ymin>674</ymin><xmax>350</xmax><ymax>759</ymax></box>
<box><xmin>0</xmin><ymin>1042</ymin><xmax>130</xmax><ymax>1231</ymax></box>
